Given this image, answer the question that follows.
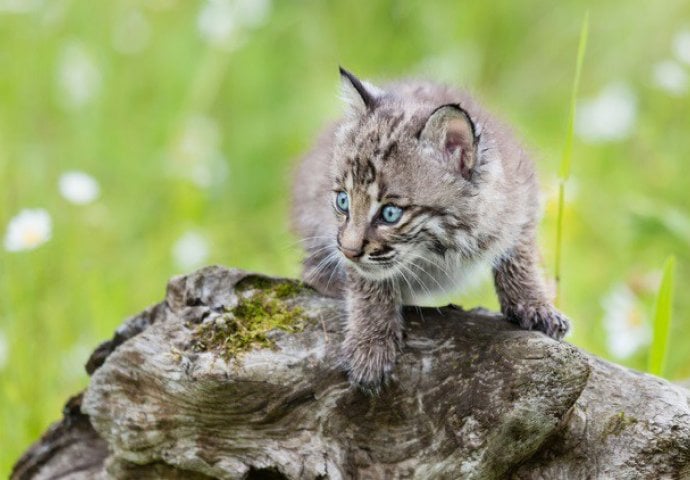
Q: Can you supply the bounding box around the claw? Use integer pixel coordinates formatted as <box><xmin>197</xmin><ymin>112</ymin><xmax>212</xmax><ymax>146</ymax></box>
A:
<box><xmin>505</xmin><ymin>304</ymin><xmax>571</xmax><ymax>340</ymax></box>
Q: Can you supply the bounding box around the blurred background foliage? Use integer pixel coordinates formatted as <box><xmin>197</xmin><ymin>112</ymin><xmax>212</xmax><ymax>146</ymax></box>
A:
<box><xmin>1</xmin><ymin>0</ymin><xmax>689</xmax><ymax>474</ymax></box>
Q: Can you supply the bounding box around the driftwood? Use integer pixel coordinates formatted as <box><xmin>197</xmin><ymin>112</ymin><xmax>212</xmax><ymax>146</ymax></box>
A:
<box><xmin>12</xmin><ymin>266</ymin><xmax>690</xmax><ymax>479</ymax></box>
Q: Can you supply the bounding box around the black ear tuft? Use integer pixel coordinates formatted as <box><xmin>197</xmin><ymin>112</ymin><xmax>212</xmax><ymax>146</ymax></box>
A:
<box><xmin>339</xmin><ymin>66</ymin><xmax>379</xmax><ymax>111</ymax></box>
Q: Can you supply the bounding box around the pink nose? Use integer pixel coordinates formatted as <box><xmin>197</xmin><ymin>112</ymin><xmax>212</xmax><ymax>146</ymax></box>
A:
<box><xmin>339</xmin><ymin>246</ymin><xmax>363</xmax><ymax>260</ymax></box>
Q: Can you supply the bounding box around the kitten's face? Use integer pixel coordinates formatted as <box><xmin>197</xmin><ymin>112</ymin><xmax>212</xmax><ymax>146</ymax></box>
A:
<box><xmin>331</xmin><ymin>144</ymin><xmax>418</xmax><ymax>280</ymax></box>
<box><xmin>331</xmin><ymin>95</ymin><xmax>480</xmax><ymax>282</ymax></box>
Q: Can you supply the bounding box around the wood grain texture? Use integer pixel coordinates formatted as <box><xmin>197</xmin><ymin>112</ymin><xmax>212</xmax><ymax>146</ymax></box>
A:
<box><xmin>12</xmin><ymin>266</ymin><xmax>690</xmax><ymax>479</ymax></box>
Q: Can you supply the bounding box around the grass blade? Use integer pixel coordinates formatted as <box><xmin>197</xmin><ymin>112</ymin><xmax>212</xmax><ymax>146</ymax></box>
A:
<box><xmin>558</xmin><ymin>12</ymin><xmax>589</xmax><ymax>182</ymax></box>
<box><xmin>647</xmin><ymin>256</ymin><xmax>676</xmax><ymax>376</ymax></box>
<box><xmin>554</xmin><ymin>12</ymin><xmax>589</xmax><ymax>305</ymax></box>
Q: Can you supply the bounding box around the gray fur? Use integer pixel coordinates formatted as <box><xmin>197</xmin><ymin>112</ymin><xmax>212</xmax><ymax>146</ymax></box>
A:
<box><xmin>291</xmin><ymin>70</ymin><xmax>570</xmax><ymax>392</ymax></box>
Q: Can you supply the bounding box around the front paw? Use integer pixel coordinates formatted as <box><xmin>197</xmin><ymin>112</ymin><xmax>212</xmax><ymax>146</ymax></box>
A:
<box><xmin>505</xmin><ymin>303</ymin><xmax>570</xmax><ymax>340</ymax></box>
<box><xmin>341</xmin><ymin>336</ymin><xmax>398</xmax><ymax>394</ymax></box>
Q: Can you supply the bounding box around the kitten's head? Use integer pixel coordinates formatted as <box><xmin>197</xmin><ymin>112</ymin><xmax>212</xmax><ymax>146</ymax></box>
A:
<box><xmin>331</xmin><ymin>68</ymin><xmax>488</xmax><ymax>281</ymax></box>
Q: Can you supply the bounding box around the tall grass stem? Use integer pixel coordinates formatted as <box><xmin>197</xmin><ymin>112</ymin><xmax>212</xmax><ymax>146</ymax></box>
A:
<box><xmin>554</xmin><ymin>12</ymin><xmax>589</xmax><ymax>306</ymax></box>
<box><xmin>647</xmin><ymin>256</ymin><xmax>676</xmax><ymax>376</ymax></box>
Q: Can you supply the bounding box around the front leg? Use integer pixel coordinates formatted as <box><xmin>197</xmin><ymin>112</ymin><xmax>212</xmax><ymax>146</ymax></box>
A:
<box><xmin>342</xmin><ymin>273</ymin><xmax>403</xmax><ymax>393</ymax></box>
<box><xmin>493</xmin><ymin>234</ymin><xmax>570</xmax><ymax>340</ymax></box>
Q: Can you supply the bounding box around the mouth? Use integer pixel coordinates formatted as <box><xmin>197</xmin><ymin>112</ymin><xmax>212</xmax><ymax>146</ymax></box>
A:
<box><xmin>368</xmin><ymin>254</ymin><xmax>396</xmax><ymax>265</ymax></box>
<box><xmin>341</xmin><ymin>255</ymin><xmax>399</xmax><ymax>280</ymax></box>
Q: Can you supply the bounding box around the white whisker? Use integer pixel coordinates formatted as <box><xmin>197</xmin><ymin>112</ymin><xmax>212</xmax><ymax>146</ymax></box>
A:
<box><xmin>281</xmin><ymin>234</ymin><xmax>334</xmax><ymax>250</ymax></box>
<box><xmin>406</xmin><ymin>258</ymin><xmax>449</xmax><ymax>296</ymax></box>
<box><xmin>305</xmin><ymin>243</ymin><xmax>339</xmax><ymax>257</ymax></box>
<box><xmin>324</xmin><ymin>254</ymin><xmax>344</xmax><ymax>293</ymax></box>
<box><xmin>399</xmin><ymin>262</ymin><xmax>435</xmax><ymax>301</ymax></box>
<box><xmin>395</xmin><ymin>263</ymin><xmax>416</xmax><ymax>299</ymax></box>
<box><xmin>406</xmin><ymin>251</ymin><xmax>454</xmax><ymax>284</ymax></box>
<box><xmin>308</xmin><ymin>249</ymin><xmax>340</xmax><ymax>283</ymax></box>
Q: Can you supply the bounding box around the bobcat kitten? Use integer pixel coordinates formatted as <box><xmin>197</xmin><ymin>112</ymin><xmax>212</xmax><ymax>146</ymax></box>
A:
<box><xmin>291</xmin><ymin>68</ymin><xmax>570</xmax><ymax>392</ymax></box>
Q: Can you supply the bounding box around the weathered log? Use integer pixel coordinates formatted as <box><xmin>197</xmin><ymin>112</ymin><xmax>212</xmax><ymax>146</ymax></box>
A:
<box><xmin>12</xmin><ymin>266</ymin><xmax>690</xmax><ymax>479</ymax></box>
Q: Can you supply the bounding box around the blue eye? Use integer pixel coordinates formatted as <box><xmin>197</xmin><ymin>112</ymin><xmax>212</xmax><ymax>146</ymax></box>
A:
<box><xmin>380</xmin><ymin>205</ymin><xmax>403</xmax><ymax>224</ymax></box>
<box><xmin>335</xmin><ymin>191</ymin><xmax>349</xmax><ymax>213</ymax></box>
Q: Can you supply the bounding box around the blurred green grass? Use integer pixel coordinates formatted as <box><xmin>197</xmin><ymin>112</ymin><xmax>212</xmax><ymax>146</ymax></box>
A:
<box><xmin>1</xmin><ymin>0</ymin><xmax>689</xmax><ymax>474</ymax></box>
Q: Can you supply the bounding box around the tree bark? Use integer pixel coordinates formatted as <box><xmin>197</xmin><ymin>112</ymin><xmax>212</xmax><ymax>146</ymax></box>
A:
<box><xmin>12</xmin><ymin>266</ymin><xmax>690</xmax><ymax>479</ymax></box>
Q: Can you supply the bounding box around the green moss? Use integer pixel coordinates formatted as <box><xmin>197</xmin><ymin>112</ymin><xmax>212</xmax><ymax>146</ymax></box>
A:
<box><xmin>272</xmin><ymin>280</ymin><xmax>308</xmax><ymax>299</ymax></box>
<box><xmin>235</xmin><ymin>275</ymin><xmax>275</xmax><ymax>292</ymax></box>
<box><xmin>603</xmin><ymin>411</ymin><xmax>638</xmax><ymax>438</ymax></box>
<box><xmin>191</xmin><ymin>278</ymin><xmax>308</xmax><ymax>360</ymax></box>
<box><xmin>235</xmin><ymin>275</ymin><xmax>309</xmax><ymax>299</ymax></box>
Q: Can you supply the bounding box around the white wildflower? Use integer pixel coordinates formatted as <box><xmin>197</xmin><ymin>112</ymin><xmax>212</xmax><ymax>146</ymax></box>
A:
<box><xmin>4</xmin><ymin>209</ymin><xmax>52</xmax><ymax>252</ymax></box>
<box><xmin>197</xmin><ymin>0</ymin><xmax>271</xmax><ymax>47</ymax></box>
<box><xmin>601</xmin><ymin>283</ymin><xmax>651</xmax><ymax>359</ymax></box>
<box><xmin>189</xmin><ymin>159</ymin><xmax>229</xmax><ymax>188</ymax></box>
<box><xmin>170</xmin><ymin>115</ymin><xmax>228</xmax><ymax>188</ymax></box>
<box><xmin>112</xmin><ymin>8</ymin><xmax>151</xmax><ymax>55</ymax></box>
<box><xmin>178</xmin><ymin>115</ymin><xmax>220</xmax><ymax>162</ymax></box>
<box><xmin>198</xmin><ymin>0</ymin><xmax>238</xmax><ymax>46</ymax></box>
<box><xmin>0</xmin><ymin>329</ymin><xmax>8</xmax><ymax>370</ymax></box>
<box><xmin>59</xmin><ymin>171</ymin><xmax>100</xmax><ymax>205</ymax></box>
<box><xmin>57</xmin><ymin>41</ymin><xmax>102</xmax><ymax>109</ymax></box>
<box><xmin>0</xmin><ymin>0</ymin><xmax>39</xmax><ymax>13</ymax></box>
<box><xmin>673</xmin><ymin>29</ymin><xmax>690</xmax><ymax>65</ymax></box>
<box><xmin>575</xmin><ymin>83</ymin><xmax>637</xmax><ymax>143</ymax></box>
<box><xmin>652</xmin><ymin>60</ymin><xmax>688</xmax><ymax>96</ymax></box>
<box><xmin>172</xmin><ymin>231</ymin><xmax>210</xmax><ymax>271</ymax></box>
<box><xmin>234</xmin><ymin>0</ymin><xmax>271</xmax><ymax>28</ymax></box>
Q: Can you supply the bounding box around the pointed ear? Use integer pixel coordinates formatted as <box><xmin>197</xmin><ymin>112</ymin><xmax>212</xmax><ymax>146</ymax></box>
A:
<box><xmin>419</xmin><ymin>104</ymin><xmax>479</xmax><ymax>180</ymax></box>
<box><xmin>339</xmin><ymin>66</ymin><xmax>381</xmax><ymax>114</ymax></box>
